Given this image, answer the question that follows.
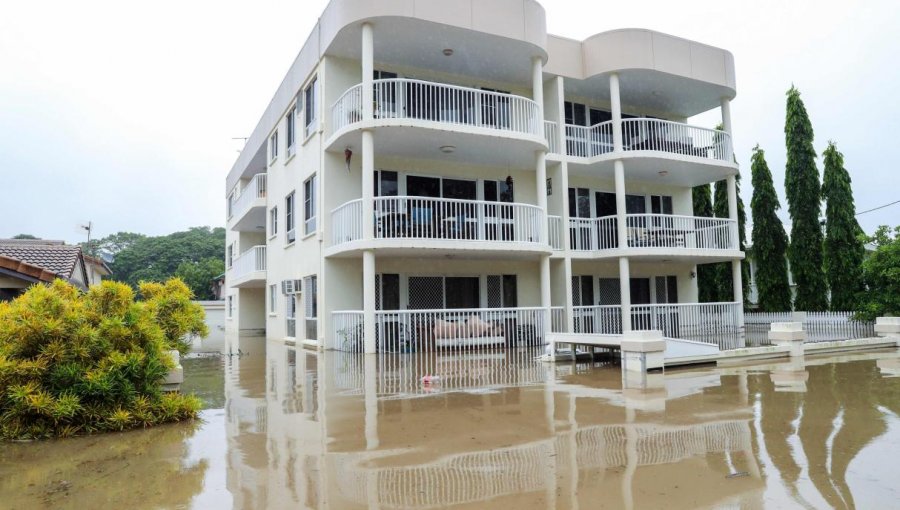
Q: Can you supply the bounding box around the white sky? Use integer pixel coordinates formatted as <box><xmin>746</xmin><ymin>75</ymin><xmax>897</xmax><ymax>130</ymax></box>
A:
<box><xmin>2</xmin><ymin>0</ymin><xmax>898</xmax><ymax>243</ymax></box>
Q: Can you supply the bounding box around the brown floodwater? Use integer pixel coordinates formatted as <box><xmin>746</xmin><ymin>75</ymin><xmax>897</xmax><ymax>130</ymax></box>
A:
<box><xmin>2</xmin><ymin>337</ymin><xmax>900</xmax><ymax>509</ymax></box>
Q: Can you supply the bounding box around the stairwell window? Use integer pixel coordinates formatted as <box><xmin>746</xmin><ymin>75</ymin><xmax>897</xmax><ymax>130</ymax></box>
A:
<box><xmin>304</xmin><ymin>174</ymin><xmax>317</xmax><ymax>235</ymax></box>
<box><xmin>303</xmin><ymin>275</ymin><xmax>317</xmax><ymax>340</ymax></box>
<box><xmin>286</xmin><ymin>107</ymin><xmax>296</xmax><ymax>157</ymax></box>
<box><xmin>285</xmin><ymin>192</ymin><xmax>296</xmax><ymax>243</ymax></box>
<box><xmin>269</xmin><ymin>284</ymin><xmax>277</xmax><ymax>314</ymax></box>
<box><xmin>269</xmin><ymin>206</ymin><xmax>278</xmax><ymax>237</ymax></box>
<box><xmin>304</xmin><ymin>76</ymin><xmax>318</xmax><ymax>138</ymax></box>
<box><xmin>226</xmin><ymin>244</ymin><xmax>233</xmax><ymax>269</ymax></box>
<box><xmin>269</xmin><ymin>130</ymin><xmax>279</xmax><ymax>162</ymax></box>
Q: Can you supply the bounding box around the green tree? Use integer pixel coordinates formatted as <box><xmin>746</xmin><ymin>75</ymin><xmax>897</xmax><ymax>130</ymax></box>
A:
<box><xmin>710</xmin><ymin>174</ymin><xmax>749</xmax><ymax>304</ymax></box>
<box><xmin>174</xmin><ymin>258</ymin><xmax>225</xmax><ymax>301</ymax></box>
<box><xmin>821</xmin><ymin>142</ymin><xmax>865</xmax><ymax>311</ymax></box>
<box><xmin>693</xmin><ymin>184</ymin><xmax>718</xmax><ymax>302</ymax></box>
<box><xmin>82</xmin><ymin>231</ymin><xmax>146</xmax><ymax>258</ymax></box>
<box><xmin>856</xmin><ymin>226</ymin><xmax>900</xmax><ymax>321</ymax></box>
<box><xmin>11</xmin><ymin>234</ymin><xmax>38</xmax><ymax>240</ymax></box>
<box><xmin>750</xmin><ymin>145</ymin><xmax>793</xmax><ymax>311</ymax></box>
<box><xmin>784</xmin><ymin>86</ymin><xmax>828</xmax><ymax>311</ymax></box>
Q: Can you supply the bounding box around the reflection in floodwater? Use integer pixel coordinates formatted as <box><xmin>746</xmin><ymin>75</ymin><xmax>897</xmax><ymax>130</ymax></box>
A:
<box><xmin>2</xmin><ymin>336</ymin><xmax>900</xmax><ymax>509</ymax></box>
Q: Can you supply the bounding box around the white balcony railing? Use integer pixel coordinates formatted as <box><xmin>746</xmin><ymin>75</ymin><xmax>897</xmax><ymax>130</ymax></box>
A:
<box><xmin>572</xmin><ymin>305</ymin><xmax>623</xmax><ymax>334</ymax></box>
<box><xmin>230</xmin><ymin>245</ymin><xmax>266</xmax><ymax>281</ymax></box>
<box><xmin>332</xmin><ymin>79</ymin><xmax>542</xmax><ymax>138</ymax></box>
<box><xmin>547</xmin><ymin>215</ymin><xmax>563</xmax><ymax>250</ymax></box>
<box><xmin>568</xmin><ymin>214</ymin><xmax>738</xmax><ymax>252</ymax></box>
<box><xmin>330</xmin><ymin>197</ymin><xmax>547</xmax><ymax>248</ymax></box>
<box><xmin>544</xmin><ymin>120</ymin><xmax>560</xmax><ymax>154</ymax></box>
<box><xmin>331</xmin><ymin>307</ymin><xmax>548</xmax><ymax>353</ymax></box>
<box><xmin>631</xmin><ymin>302</ymin><xmax>742</xmax><ymax>347</ymax></box>
<box><xmin>547</xmin><ymin>119</ymin><xmax>733</xmax><ymax>163</ymax></box>
<box><xmin>550</xmin><ymin>306</ymin><xmax>566</xmax><ymax>333</ymax></box>
<box><xmin>231</xmin><ymin>173</ymin><xmax>267</xmax><ymax>221</ymax></box>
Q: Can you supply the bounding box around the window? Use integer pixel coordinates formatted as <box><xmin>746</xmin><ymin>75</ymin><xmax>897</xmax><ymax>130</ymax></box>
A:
<box><xmin>303</xmin><ymin>275</ymin><xmax>317</xmax><ymax>340</ymax></box>
<box><xmin>487</xmin><ymin>275</ymin><xmax>518</xmax><ymax>308</ymax></box>
<box><xmin>285</xmin><ymin>192</ymin><xmax>296</xmax><ymax>242</ymax></box>
<box><xmin>226</xmin><ymin>244</ymin><xmax>233</xmax><ymax>269</ymax></box>
<box><xmin>226</xmin><ymin>295</ymin><xmax>233</xmax><ymax>318</ymax></box>
<box><xmin>286</xmin><ymin>295</ymin><xmax>296</xmax><ymax>337</ymax></box>
<box><xmin>650</xmin><ymin>195</ymin><xmax>674</xmax><ymax>215</ymax></box>
<box><xmin>286</xmin><ymin>107</ymin><xmax>296</xmax><ymax>154</ymax></box>
<box><xmin>269</xmin><ymin>130</ymin><xmax>279</xmax><ymax>162</ymax></box>
<box><xmin>269</xmin><ymin>284</ymin><xmax>277</xmax><ymax>314</ymax></box>
<box><xmin>269</xmin><ymin>206</ymin><xmax>278</xmax><ymax>236</ymax></box>
<box><xmin>373</xmin><ymin>170</ymin><xmax>398</xmax><ymax>197</ymax></box>
<box><xmin>227</xmin><ymin>191</ymin><xmax>235</xmax><ymax>219</ymax></box>
<box><xmin>655</xmin><ymin>276</ymin><xmax>679</xmax><ymax>304</ymax></box>
<box><xmin>375</xmin><ymin>274</ymin><xmax>400</xmax><ymax>310</ymax></box>
<box><xmin>408</xmin><ymin>276</ymin><xmax>480</xmax><ymax>310</ymax></box>
<box><xmin>304</xmin><ymin>175</ymin><xmax>317</xmax><ymax>235</ymax></box>
<box><xmin>304</xmin><ymin>76</ymin><xmax>318</xmax><ymax>137</ymax></box>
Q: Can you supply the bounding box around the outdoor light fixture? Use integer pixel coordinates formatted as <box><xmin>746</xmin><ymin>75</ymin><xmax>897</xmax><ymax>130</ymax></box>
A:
<box><xmin>690</xmin><ymin>271</ymin><xmax>697</xmax><ymax>279</ymax></box>
<box><xmin>443</xmin><ymin>48</ymin><xmax>454</xmax><ymax>56</ymax></box>
<box><xmin>440</xmin><ymin>145</ymin><xmax>456</xmax><ymax>153</ymax></box>
<box><xmin>344</xmin><ymin>148</ymin><xmax>352</xmax><ymax>172</ymax></box>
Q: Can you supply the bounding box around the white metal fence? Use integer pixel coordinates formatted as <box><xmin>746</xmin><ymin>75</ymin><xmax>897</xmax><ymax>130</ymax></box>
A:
<box><xmin>330</xmin><ymin>199</ymin><xmax>362</xmax><ymax>246</ymax></box>
<box><xmin>550</xmin><ymin>306</ymin><xmax>565</xmax><ymax>333</ymax></box>
<box><xmin>231</xmin><ymin>173</ymin><xmax>267</xmax><ymax>220</ymax></box>
<box><xmin>331</xmin><ymin>307</ymin><xmax>548</xmax><ymax>353</ymax></box>
<box><xmin>544</xmin><ymin>120</ymin><xmax>560</xmax><ymax>154</ymax></box>
<box><xmin>631</xmin><ymin>302</ymin><xmax>743</xmax><ymax>348</ymax></box>
<box><xmin>568</xmin><ymin>214</ymin><xmax>737</xmax><ymax>251</ymax></box>
<box><xmin>332</xmin><ymin>79</ymin><xmax>542</xmax><ymax>137</ymax></box>
<box><xmin>547</xmin><ymin>215</ymin><xmax>563</xmax><ymax>250</ymax></box>
<box><xmin>565</xmin><ymin>121</ymin><xmax>615</xmax><ymax>157</ymax></box>
<box><xmin>744</xmin><ymin>311</ymin><xmax>875</xmax><ymax>345</ymax></box>
<box><xmin>230</xmin><ymin>245</ymin><xmax>266</xmax><ymax>280</ymax></box>
<box><xmin>572</xmin><ymin>305</ymin><xmax>623</xmax><ymax>334</ymax></box>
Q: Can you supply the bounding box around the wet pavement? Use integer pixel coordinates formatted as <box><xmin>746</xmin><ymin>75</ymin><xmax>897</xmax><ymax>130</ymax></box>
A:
<box><xmin>2</xmin><ymin>337</ymin><xmax>900</xmax><ymax>509</ymax></box>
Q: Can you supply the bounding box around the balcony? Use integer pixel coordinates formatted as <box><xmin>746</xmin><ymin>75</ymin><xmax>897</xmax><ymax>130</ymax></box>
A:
<box><xmin>328</xmin><ymin>196</ymin><xmax>551</xmax><ymax>258</ymax></box>
<box><xmin>568</xmin><ymin>214</ymin><xmax>740</xmax><ymax>261</ymax></box>
<box><xmin>229</xmin><ymin>173</ymin><xmax>267</xmax><ymax>232</ymax></box>
<box><xmin>229</xmin><ymin>245</ymin><xmax>266</xmax><ymax>288</ymax></box>
<box><xmin>330</xmin><ymin>307</ymin><xmax>548</xmax><ymax>353</ymax></box>
<box><xmin>544</xmin><ymin>119</ymin><xmax>735</xmax><ymax>185</ymax></box>
<box><xmin>327</xmin><ymin>79</ymin><xmax>545</xmax><ymax>167</ymax></box>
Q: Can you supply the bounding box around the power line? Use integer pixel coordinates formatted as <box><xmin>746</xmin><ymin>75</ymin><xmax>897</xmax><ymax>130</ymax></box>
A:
<box><xmin>856</xmin><ymin>199</ymin><xmax>900</xmax><ymax>216</ymax></box>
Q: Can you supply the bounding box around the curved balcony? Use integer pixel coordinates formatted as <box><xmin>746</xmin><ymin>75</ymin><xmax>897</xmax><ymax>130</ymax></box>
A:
<box><xmin>568</xmin><ymin>214</ymin><xmax>741</xmax><ymax>261</ymax></box>
<box><xmin>327</xmin><ymin>79</ymin><xmax>546</xmax><ymax>167</ymax></box>
<box><xmin>327</xmin><ymin>196</ymin><xmax>550</xmax><ymax>258</ymax></box>
<box><xmin>228</xmin><ymin>245</ymin><xmax>266</xmax><ymax>288</ymax></box>
<box><xmin>544</xmin><ymin>119</ymin><xmax>735</xmax><ymax>185</ymax></box>
<box><xmin>228</xmin><ymin>173</ymin><xmax>267</xmax><ymax>232</ymax></box>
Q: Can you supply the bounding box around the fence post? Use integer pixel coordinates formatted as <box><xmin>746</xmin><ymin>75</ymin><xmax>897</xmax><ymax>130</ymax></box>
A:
<box><xmin>769</xmin><ymin>322</ymin><xmax>806</xmax><ymax>357</ymax></box>
<box><xmin>875</xmin><ymin>317</ymin><xmax>900</xmax><ymax>340</ymax></box>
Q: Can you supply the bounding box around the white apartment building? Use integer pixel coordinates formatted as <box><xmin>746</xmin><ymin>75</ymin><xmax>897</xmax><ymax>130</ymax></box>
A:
<box><xmin>224</xmin><ymin>0</ymin><xmax>744</xmax><ymax>354</ymax></box>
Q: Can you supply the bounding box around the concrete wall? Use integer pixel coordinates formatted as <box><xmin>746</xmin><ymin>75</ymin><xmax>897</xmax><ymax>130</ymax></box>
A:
<box><xmin>189</xmin><ymin>301</ymin><xmax>226</xmax><ymax>353</ymax></box>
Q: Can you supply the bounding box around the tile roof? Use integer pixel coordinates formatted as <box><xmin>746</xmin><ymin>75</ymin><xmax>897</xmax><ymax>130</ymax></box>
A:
<box><xmin>0</xmin><ymin>242</ymin><xmax>83</xmax><ymax>279</ymax></box>
<box><xmin>0</xmin><ymin>255</ymin><xmax>59</xmax><ymax>283</ymax></box>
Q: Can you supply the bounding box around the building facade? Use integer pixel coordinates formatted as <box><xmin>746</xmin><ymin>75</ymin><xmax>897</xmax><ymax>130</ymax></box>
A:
<box><xmin>224</xmin><ymin>0</ymin><xmax>744</xmax><ymax>353</ymax></box>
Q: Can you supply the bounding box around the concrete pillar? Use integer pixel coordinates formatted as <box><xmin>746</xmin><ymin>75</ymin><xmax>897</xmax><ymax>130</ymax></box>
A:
<box><xmin>362</xmin><ymin>130</ymin><xmax>375</xmax><ymax>240</ymax></box>
<box><xmin>364</xmin><ymin>354</ymin><xmax>379</xmax><ymax>450</ymax></box>
<box><xmin>532</xmin><ymin>56</ymin><xmax>544</xmax><ymax>117</ymax></box>
<box><xmin>620</xmin><ymin>330</ymin><xmax>665</xmax><ymax>384</ymax></box>
<box><xmin>563</xmin><ymin>257</ymin><xmax>574</xmax><ymax>333</ymax></box>
<box><xmin>768</xmin><ymin>322</ymin><xmax>806</xmax><ymax>357</ymax></box>
<box><xmin>614</xmin><ymin>160</ymin><xmax>628</xmax><ymax>249</ymax></box>
<box><xmin>363</xmin><ymin>250</ymin><xmax>376</xmax><ymax>353</ymax></box>
<box><xmin>555</xmin><ymin>76</ymin><xmax>566</xmax><ymax>154</ymax></box>
<box><xmin>361</xmin><ymin>23</ymin><xmax>374</xmax><ymax>120</ymax></box>
<box><xmin>540</xmin><ymin>255</ymin><xmax>551</xmax><ymax>334</ymax></box>
<box><xmin>619</xmin><ymin>257</ymin><xmax>632</xmax><ymax>332</ymax></box>
<box><xmin>610</xmin><ymin>73</ymin><xmax>623</xmax><ymax>152</ymax></box>
<box><xmin>720</xmin><ymin>98</ymin><xmax>733</xmax><ymax>135</ymax></box>
<box><xmin>536</xmin><ymin>151</ymin><xmax>548</xmax><ymax>218</ymax></box>
<box><xmin>875</xmin><ymin>317</ymin><xmax>900</xmax><ymax>338</ymax></box>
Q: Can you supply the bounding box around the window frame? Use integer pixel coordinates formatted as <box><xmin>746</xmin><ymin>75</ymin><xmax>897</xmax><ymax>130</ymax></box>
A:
<box><xmin>269</xmin><ymin>206</ymin><xmax>278</xmax><ymax>238</ymax></box>
<box><xmin>303</xmin><ymin>174</ymin><xmax>317</xmax><ymax>236</ymax></box>
<box><xmin>285</xmin><ymin>106</ymin><xmax>296</xmax><ymax>156</ymax></box>
<box><xmin>269</xmin><ymin>130</ymin><xmax>279</xmax><ymax>162</ymax></box>
<box><xmin>269</xmin><ymin>284</ymin><xmax>278</xmax><ymax>315</ymax></box>
<box><xmin>285</xmin><ymin>191</ymin><xmax>296</xmax><ymax>243</ymax></box>
<box><xmin>304</xmin><ymin>76</ymin><xmax>318</xmax><ymax>138</ymax></box>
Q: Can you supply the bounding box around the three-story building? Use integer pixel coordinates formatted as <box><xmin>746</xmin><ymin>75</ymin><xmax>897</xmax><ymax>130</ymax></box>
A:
<box><xmin>224</xmin><ymin>0</ymin><xmax>744</xmax><ymax>353</ymax></box>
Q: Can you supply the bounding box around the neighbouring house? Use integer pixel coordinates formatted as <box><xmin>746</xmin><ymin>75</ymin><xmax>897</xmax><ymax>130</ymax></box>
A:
<box><xmin>211</xmin><ymin>273</ymin><xmax>226</xmax><ymax>301</ymax></box>
<box><xmin>83</xmin><ymin>253</ymin><xmax>113</xmax><ymax>286</ymax></box>
<box><xmin>0</xmin><ymin>239</ymin><xmax>91</xmax><ymax>301</ymax></box>
<box><xmin>224</xmin><ymin>0</ymin><xmax>744</xmax><ymax>352</ymax></box>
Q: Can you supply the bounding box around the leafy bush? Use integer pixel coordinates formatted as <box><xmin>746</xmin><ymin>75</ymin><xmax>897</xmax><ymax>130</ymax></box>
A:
<box><xmin>0</xmin><ymin>279</ymin><xmax>204</xmax><ymax>440</ymax></box>
<box><xmin>856</xmin><ymin>226</ymin><xmax>900</xmax><ymax>321</ymax></box>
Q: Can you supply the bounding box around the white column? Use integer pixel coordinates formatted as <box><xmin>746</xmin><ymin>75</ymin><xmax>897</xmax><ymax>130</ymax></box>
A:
<box><xmin>536</xmin><ymin>151</ymin><xmax>548</xmax><ymax>218</ymax></box>
<box><xmin>610</xmin><ymin>73</ymin><xmax>623</xmax><ymax>152</ymax></box>
<box><xmin>541</xmin><ymin>256</ymin><xmax>551</xmax><ymax>333</ymax></box>
<box><xmin>362</xmin><ymin>130</ymin><xmax>375</xmax><ymax>240</ymax></box>
<box><xmin>361</xmin><ymin>23</ymin><xmax>374</xmax><ymax>120</ymax></box>
<box><xmin>614</xmin><ymin>160</ymin><xmax>628</xmax><ymax>249</ymax></box>
<box><xmin>564</xmin><ymin>257</ymin><xmax>574</xmax><ymax>333</ymax></box>
<box><xmin>720</xmin><ymin>98</ymin><xmax>733</xmax><ymax>135</ymax></box>
<box><xmin>619</xmin><ymin>257</ymin><xmax>632</xmax><ymax>332</ymax></box>
<box><xmin>363</xmin><ymin>250</ymin><xmax>376</xmax><ymax>353</ymax></box>
<box><xmin>532</xmin><ymin>56</ymin><xmax>544</xmax><ymax>116</ymax></box>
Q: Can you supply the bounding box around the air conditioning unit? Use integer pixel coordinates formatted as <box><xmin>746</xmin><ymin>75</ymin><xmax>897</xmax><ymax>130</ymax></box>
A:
<box><xmin>286</xmin><ymin>229</ymin><xmax>296</xmax><ymax>243</ymax></box>
<box><xmin>282</xmin><ymin>279</ymin><xmax>303</xmax><ymax>295</ymax></box>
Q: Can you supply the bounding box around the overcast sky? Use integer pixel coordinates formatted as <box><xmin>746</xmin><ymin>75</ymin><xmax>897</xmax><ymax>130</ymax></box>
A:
<box><xmin>2</xmin><ymin>0</ymin><xmax>898</xmax><ymax>243</ymax></box>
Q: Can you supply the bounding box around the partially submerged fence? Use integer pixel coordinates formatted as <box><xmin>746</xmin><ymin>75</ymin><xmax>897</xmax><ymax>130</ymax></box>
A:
<box><xmin>744</xmin><ymin>311</ymin><xmax>875</xmax><ymax>345</ymax></box>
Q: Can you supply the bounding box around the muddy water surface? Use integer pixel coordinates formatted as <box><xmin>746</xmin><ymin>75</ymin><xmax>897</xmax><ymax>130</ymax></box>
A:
<box><xmin>2</xmin><ymin>339</ymin><xmax>900</xmax><ymax>509</ymax></box>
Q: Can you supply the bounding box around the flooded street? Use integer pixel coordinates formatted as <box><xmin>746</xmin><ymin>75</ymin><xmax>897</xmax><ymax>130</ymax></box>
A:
<box><xmin>2</xmin><ymin>339</ymin><xmax>900</xmax><ymax>509</ymax></box>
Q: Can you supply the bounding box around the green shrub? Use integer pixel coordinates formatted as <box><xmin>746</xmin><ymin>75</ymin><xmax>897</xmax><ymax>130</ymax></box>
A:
<box><xmin>0</xmin><ymin>279</ymin><xmax>204</xmax><ymax>440</ymax></box>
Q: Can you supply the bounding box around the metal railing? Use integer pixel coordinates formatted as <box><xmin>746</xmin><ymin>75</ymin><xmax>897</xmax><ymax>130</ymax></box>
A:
<box><xmin>230</xmin><ymin>245</ymin><xmax>266</xmax><ymax>281</ymax></box>
<box><xmin>744</xmin><ymin>311</ymin><xmax>875</xmax><ymax>345</ymax></box>
<box><xmin>631</xmin><ymin>302</ymin><xmax>742</xmax><ymax>348</ymax></box>
<box><xmin>231</xmin><ymin>173</ymin><xmax>267</xmax><ymax>221</ymax></box>
<box><xmin>332</xmin><ymin>79</ymin><xmax>542</xmax><ymax>137</ymax></box>
<box><xmin>547</xmin><ymin>215</ymin><xmax>563</xmax><ymax>250</ymax></box>
<box><xmin>572</xmin><ymin>305</ymin><xmax>623</xmax><ymax>334</ymax></box>
<box><xmin>544</xmin><ymin>120</ymin><xmax>560</xmax><ymax>154</ymax></box>
<box><xmin>330</xmin><ymin>199</ymin><xmax>363</xmax><ymax>246</ymax></box>
<box><xmin>568</xmin><ymin>214</ymin><xmax>737</xmax><ymax>251</ymax></box>
<box><xmin>553</xmin><ymin>119</ymin><xmax>733</xmax><ymax>162</ymax></box>
<box><xmin>331</xmin><ymin>307</ymin><xmax>548</xmax><ymax>353</ymax></box>
<box><xmin>550</xmin><ymin>306</ymin><xmax>565</xmax><ymax>332</ymax></box>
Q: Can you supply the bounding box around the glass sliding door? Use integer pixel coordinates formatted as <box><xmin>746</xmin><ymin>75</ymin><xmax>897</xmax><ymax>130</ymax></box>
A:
<box><xmin>569</xmin><ymin>187</ymin><xmax>592</xmax><ymax>250</ymax></box>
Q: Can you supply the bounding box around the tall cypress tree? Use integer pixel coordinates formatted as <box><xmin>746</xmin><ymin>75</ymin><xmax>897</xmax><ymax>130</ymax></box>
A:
<box><xmin>750</xmin><ymin>145</ymin><xmax>792</xmax><ymax>311</ymax></box>
<box><xmin>821</xmin><ymin>141</ymin><xmax>865</xmax><ymax>311</ymax></box>
<box><xmin>784</xmin><ymin>86</ymin><xmax>828</xmax><ymax>311</ymax></box>
<box><xmin>693</xmin><ymin>184</ymin><xmax>717</xmax><ymax>302</ymax></box>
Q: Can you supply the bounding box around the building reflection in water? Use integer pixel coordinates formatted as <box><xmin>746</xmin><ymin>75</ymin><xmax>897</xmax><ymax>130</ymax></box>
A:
<box><xmin>222</xmin><ymin>335</ymin><xmax>900</xmax><ymax>509</ymax></box>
